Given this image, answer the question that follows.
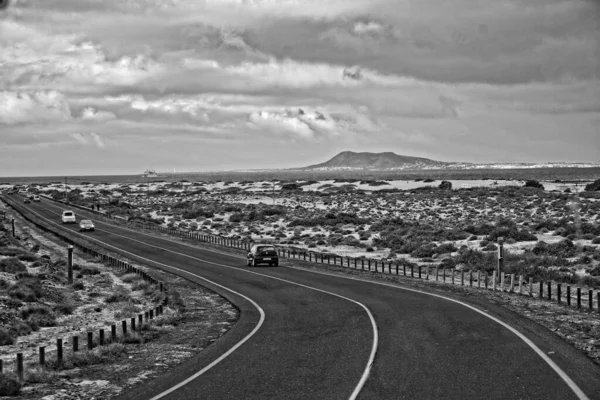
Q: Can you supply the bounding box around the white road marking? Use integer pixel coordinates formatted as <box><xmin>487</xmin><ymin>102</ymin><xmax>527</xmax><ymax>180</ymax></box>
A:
<box><xmin>282</xmin><ymin>267</ymin><xmax>591</xmax><ymax>400</ymax></box>
<box><xmin>24</xmin><ymin>200</ymin><xmax>379</xmax><ymax>400</ymax></box>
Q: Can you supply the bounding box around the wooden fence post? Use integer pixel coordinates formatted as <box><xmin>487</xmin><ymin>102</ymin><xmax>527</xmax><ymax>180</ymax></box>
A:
<box><xmin>16</xmin><ymin>353</ymin><xmax>23</xmax><ymax>381</ymax></box>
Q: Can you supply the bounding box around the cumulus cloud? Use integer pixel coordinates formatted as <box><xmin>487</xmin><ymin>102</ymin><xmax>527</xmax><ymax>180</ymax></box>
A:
<box><xmin>79</xmin><ymin>107</ymin><xmax>116</xmax><ymax>121</ymax></box>
<box><xmin>0</xmin><ymin>90</ymin><xmax>72</xmax><ymax>124</ymax></box>
<box><xmin>248</xmin><ymin>105</ymin><xmax>374</xmax><ymax>140</ymax></box>
<box><xmin>70</xmin><ymin>132</ymin><xmax>105</xmax><ymax>148</ymax></box>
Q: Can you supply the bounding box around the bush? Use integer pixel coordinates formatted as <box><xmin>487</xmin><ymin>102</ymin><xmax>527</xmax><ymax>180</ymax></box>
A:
<box><xmin>16</xmin><ymin>252</ymin><xmax>38</xmax><ymax>262</ymax></box>
<box><xmin>25</xmin><ymin>366</ymin><xmax>56</xmax><ymax>384</ymax></box>
<box><xmin>584</xmin><ymin>179</ymin><xmax>600</xmax><ymax>192</ymax></box>
<box><xmin>524</xmin><ymin>180</ymin><xmax>544</xmax><ymax>190</ymax></box>
<box><xmin>80</xmin><ymin>266</ymin><xmax>100</xmax><ymax>276</ymax></box>
<box><xmin>72</xmin><ymin>281</ymin><xmax>85</xmax><ymax>290</ymax></box>
<box><xmin>121</xmin><ymin>273</ymin><xmax>141</xmax><ymax>283</ymax></box>
<box><xmin>0</xmin><ymin>258</ymin><xmax>27</xmax><ymax>273</ymax></box>
<box><xmin>54</xmin><ymin>303</ymin><xmax>75</xmax><ymax>315</ymax></box>
<box><xmin>229</xmin><ymin>213</ymin><xmax>243</xmax><ymax>223</ymax></box>
<box><xmin>0</xmin><ymin>373</ymin><xmax>21</xmax><ymax>396</ymax></box>
<box><xmin>438</xmin><ymin>181</ymin><xmax>452</xmax><ymax>190</ymax></box>
<box><xmin>105</xmin><ymin>287</ymin><xmax>132</xmax><ymax>303</ymax></box>
<box><xmin>0</xmin><ymin>328</ymin><xmax>15</xmax><ymax>345</ymax></box>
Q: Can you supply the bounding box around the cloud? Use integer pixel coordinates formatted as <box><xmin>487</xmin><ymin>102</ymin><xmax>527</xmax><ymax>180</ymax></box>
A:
<box><xmin>0</xmin><ymin>90</ymin><xmax>72</xmax><ymax>124</ymax></box>
<box><xmin>79</xmin><ymin>107</ymin><xmax>116</xmax><ymax>121</ymax></box>
<box><xmin>248</xmin><ymin>105</ymin><xmax>374</xmax><ymax>140</ymax></box>
<box><xmin>70</xmin><ymin>132</ymin><xmax>105</xmax><ymax>148</ymax></box>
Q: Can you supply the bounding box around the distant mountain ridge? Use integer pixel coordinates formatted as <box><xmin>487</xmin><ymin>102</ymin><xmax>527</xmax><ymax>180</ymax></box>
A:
<box><xmin>301</xmin><ymin>151</ymin><xmax>449</xmax><ymax>170</ymax></box>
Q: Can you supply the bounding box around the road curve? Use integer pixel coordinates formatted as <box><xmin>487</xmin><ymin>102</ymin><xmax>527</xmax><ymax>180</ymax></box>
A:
<box><xmin>7</xmin><ymin>195</ymin><xmax>600</xmax><ymax>400</ymax></box>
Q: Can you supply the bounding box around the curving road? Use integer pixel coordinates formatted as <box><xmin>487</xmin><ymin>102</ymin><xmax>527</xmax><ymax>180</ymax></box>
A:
<box><xmin>6</xmin><ymin>194</ymin><xmax>600</xmax><ymax>400</ymax></box>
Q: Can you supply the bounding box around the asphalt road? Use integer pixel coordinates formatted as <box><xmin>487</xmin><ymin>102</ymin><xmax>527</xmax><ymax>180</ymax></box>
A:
<box><xmin>6</xmin><ymin>195</ymin><xmax>600</xmax><ymax>400</ymax></box>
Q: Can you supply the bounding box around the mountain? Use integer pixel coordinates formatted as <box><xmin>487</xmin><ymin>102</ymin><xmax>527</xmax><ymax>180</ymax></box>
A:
<box><xmin>300</xmin><ymin>151</ymin><xmax>449</xmax><ymax>170</ymax></box>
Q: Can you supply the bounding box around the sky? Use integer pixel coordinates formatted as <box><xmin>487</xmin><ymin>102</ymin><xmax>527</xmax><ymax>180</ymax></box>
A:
<box><xmin>0</xmin><ymin>0</ymin><xmax>599</xmax><ymax>176</ymax></box>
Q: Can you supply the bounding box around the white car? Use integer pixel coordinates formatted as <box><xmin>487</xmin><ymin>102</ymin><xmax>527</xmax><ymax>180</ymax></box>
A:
<box><xmin>61</xmin><ymin>210</ymin><xmax>76</xmax><ymax>224</ymax></box>
<box><xmin>79</xmin><ymin>220</ymin><xmax>95</xmax><ymax>232</ymax></box>
<box><xmin>33</xmin><ymin>195</ymin><xmax>41</xmax><ymax>202</ymax></box>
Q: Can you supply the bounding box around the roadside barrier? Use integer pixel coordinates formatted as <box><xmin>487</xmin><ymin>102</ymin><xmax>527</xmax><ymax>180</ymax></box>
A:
<box><xmin>0</xmin><ymin>196</ymin><xmax>169</xmax><ymax>382</ymax></box>
<box><xmin>102</xmin><ymin>211</ymin><xmax>600</xmax><ymax>315</ymax></box>
<box><xmin>15</xmin><ymin>195</ymin><xmax>600</xmax><ymax>314</ymax></box>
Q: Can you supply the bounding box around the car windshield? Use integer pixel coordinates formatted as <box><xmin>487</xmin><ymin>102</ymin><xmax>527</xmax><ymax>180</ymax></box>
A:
<box><xmin>63</xmin><ymin>212</ymin><xmax>73</xmax><ymax>216</ymax></box>
<box><xmin>81</xmin><ymin>220</ymin><xmax>92</xmax><ymax>224</ymax></box>
<box><xmin>257</xmin><ymin>246</ymin><xmax>275</xmax><ymax>252</ymax></box>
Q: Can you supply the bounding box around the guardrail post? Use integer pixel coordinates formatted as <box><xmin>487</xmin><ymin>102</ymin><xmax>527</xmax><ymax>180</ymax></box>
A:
<box><xmin>548</xmin><ymin>281</ymin><xmax>552</xmax><ymax>300</ymax></box>
<box><xmin>57</xmin><ymin>338</ymin><xmax>63</xmax><ymax>368</ymax></box>
<box><xmin>73</xmin><ymin>336</ymin><xmax>79</xmax><ymax>352</ymax></box>
<box><xmin>11</xmin><ymin>218</ymin><xmax>15</xmax><ymax>237</ymax></box>
<box><xmin>67</xmin><ymin>245</ymin><xmax>74</xmax><ymax>284</ymax></box>
<box><xmin>529</xmin><ymin>277</ymin><xmax>533</xmax><ymax>297</ymax></box>
<box><xmin>577</xmin><ymin>287</ymin><xmax>581</xmax><ymax>308</ymax></box>
<box><xmin>539</xmin><ymin>280</ymin><xmax>543</xmax><ymax>298</ymax></box>
<box><xmin>122</xmin><ymin>320</ymin><xmax>127</xmax><ymax>337</ymax></box>
<box><xmin>39</xmin><ymin>346</ymin><xmax>45</xmax><ymax>366</ymax></box>
<box><xmin>510</xmin><ymin>274</ymin><xmax>515</xmax><ymax>293</ymax></box>
<box><xmin>87</xmin><ymin>332</ymin><xmax>93</xmax><ymax>350</ymax></box>
<box><xmin>492</xmin><ymin>271</ymin><xmax>497</xmax><ymax>291</ymax></box>
<box><xmin>557</xmin><ymin>284</ymin><xmax>562</xmax><ymax>304</ymax></box>
<box><xmin>131</xmin><ymin>317</ymin><xmax>136</xmax><ymax>331</ymax></box>
<box><xmin>0</xmin><ymin>359</ymin><xmax>3</xmax><ymax>374</ymax></box>
<box><xmin>111</xmin><ymin>324</ymin><xmax>117</xmax><ymax>342</ymax></box>
<box><xmin>567</xmin><ymin>285</ymin><xmax>571</xmax><ymax>306</ymax></box>
<box><xmin>589</xmin><ymin>289</ymin><xmax>593</xmax><ymax>310</ymax></box>
<box><xmin>16</xmin><ymin>353</ymin><xmax>23</xmax><ymax>381</ymax></box>
<box><xmin>100</xmin><ymin>329</ymin><xmax>105</xmax><ymax>346</ymax></box>
<box><xmin>138</xmin><ymin>314</ymin><xmax>143</xmax><ymax>327</ymax></box>
<box><xmin>518</xmin><ymin>275</ymin><xmax>523</xmax><ymax>295</ymax></box>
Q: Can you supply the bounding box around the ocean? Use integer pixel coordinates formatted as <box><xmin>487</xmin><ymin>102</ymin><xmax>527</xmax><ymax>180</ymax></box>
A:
<box><xmin>1</xmin><ymin>167</ymin><xmax>599</xmax><ymax>185</ymax></box>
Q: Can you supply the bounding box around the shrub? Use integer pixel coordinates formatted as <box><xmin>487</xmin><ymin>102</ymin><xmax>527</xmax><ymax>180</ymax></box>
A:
<box><xmin>438</xmin><ymin>181</ymin><xmax>452</xmax><ymax>190</ymax></box>
<box><xmin>411</xmin><ymin>244</ymin><xmax>436</xmax><ymax>258</ymax></box>
<box><xmin>524</xmin><ymin>180</ymin><xmax>544</xmax><ymax>190</ymax></box>
<box><xmin>72</xmin><ymin>281</ymin><xmax>85</xmax><ymax>290</ymax></box>
<box><xmin>0</xmin><ymin>258</ymin><xmax>27</xmax><ymax>273</ymax></box>
<box><xmin>482</xmin><ymin>243</ymin><xmax>498</xmax><ymax>252</ymax></box>
<box><xmin>584</xmin><ymin>179</ymin><xmax>600</xmax><ymax>192</ymax></box>
<box><xmin>121</xmin><ymin>273</ymin><xmax>141</xmax><ymax>283</ymax></box>
<box><xmin>16</xmin><ymin>253</ymin><xmax>38</xmax><ymax>262</ymax></box>
<box><xmin>4</xmin><ymin>298</ymin><xmax>22</xmax><ymax>309</ymax></box>
<box><xmin>229</xmin><ymin>213</ymin><xmax>243</xmax><ymax>223</ymax></box>
<box><xmin>25</xmin><ymin>366</ymin><xmax>56</xmax><ymax>384</ymax></box>
<box><xmin>80</xmin><ymin>266</ymin><xmax>100</xmax><ymax>276</ymax></box>
<box><xmin>105</xmin><ymin>287</ymin><xmax>132</xmax><ymax>303</ymax></box>
<box><xmin>0</xmin><ymin>373</ymin><xmax>21</xmax><ymax>396</ymax></box>
<box><xmin>113</xmin><ymin>301</ymin><xmax>140</xmax><ymax>320</ymax></box>
<box><xmin>0</xmin><ymin>328</ymin><xmax>15</xmax><ymax>345</ymax></box>
<box><xmin>54</xmin><ymin>303</ymin><xmax>75</xmax><ymax>315</ymax></box>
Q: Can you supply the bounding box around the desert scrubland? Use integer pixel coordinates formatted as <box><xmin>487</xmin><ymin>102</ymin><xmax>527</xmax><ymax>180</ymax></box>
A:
<box><xmin>5</xmin><ymin>175</ymin><xmax>600</xmax><ymax>290</ymax></box>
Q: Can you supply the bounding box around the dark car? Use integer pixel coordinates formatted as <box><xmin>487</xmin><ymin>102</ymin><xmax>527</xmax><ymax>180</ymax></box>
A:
<box><xmin>79</xmin><ymin>220</ymin><xmax>95</xmax><ymax>232</ymax></box>
<box><xmin>247</xmin><ymin>244</ymin><xmax>279</xmax><ymax>267</ymax></box>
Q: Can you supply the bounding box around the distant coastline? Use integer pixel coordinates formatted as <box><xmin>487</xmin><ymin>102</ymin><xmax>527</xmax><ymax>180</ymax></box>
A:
<box><xmin>1</xmin><ymin>167</ymin><xmax>599</xmax><ymax>185</ymax></box>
